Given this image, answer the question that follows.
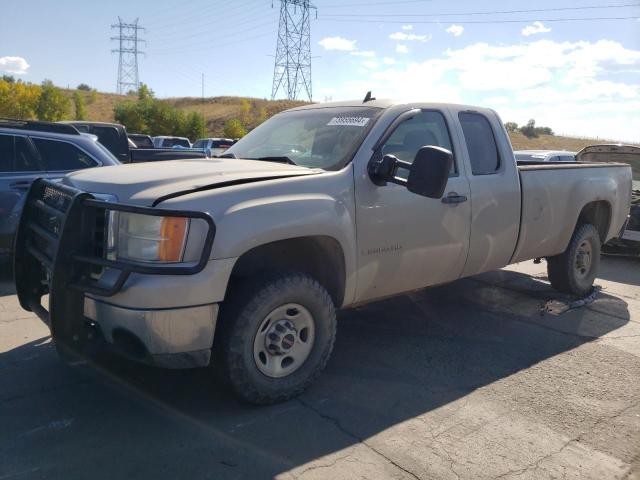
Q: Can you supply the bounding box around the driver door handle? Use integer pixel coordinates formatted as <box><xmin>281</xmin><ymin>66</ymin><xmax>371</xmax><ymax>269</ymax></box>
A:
<box><xmin>441</xmin><ymin>192</ymin><xmax>468</xmax><ymax>204</ymax></box>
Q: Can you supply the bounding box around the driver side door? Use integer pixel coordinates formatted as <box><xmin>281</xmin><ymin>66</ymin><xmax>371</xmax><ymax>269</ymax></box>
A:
<box><xmin>353</xmin><ymin>109</ymin><xmax>471</xmax><ymax>302</ymax></box>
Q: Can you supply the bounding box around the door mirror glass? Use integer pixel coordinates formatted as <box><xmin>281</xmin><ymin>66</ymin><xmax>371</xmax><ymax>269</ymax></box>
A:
<box><xmin>407</xmin><ymin>146</ymin><xmax>452</xmax><ymax>198</ymax></box>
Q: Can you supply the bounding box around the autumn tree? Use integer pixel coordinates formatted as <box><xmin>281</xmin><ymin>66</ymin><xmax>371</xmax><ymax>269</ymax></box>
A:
<box><xmin>36</xmin><ymin>80</ymin><xmax>70</xmax><ymax>121</ymax></box>
<box><xmin>223</xmin><ymin>118</ymin><xmax>247</xmax><ymax>138</ymax></box>
<box><xmin>0</xmin><ymin>79</ymin><xmax>41</xmax><ymax>119</ymax></box>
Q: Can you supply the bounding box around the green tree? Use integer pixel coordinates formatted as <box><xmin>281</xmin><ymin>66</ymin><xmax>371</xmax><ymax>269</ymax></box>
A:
<box><xmin>504</xmin><ymin>122</ymin><xmax>518</xmax><ymax>133</ymax></box>
<box><xmin>88</xmin><ymin>89</ymin><xmax>98</xmax><ymax>105</ymax></box>
<box><xmin>223</xmin><ymin>118</ymin><xmax>247</xmax><ymax>138</ymax></box>
<box><xmin>2</xmin><ymin>75</ymin><xmax>15</xmax><ymax>84</ymax></box>
<box><xmin>36</xmin><ymin>80</ymin><xmax>70</xmax><ymax>121</ymax></box>
<box><xmin>519</xmin><ymin>119</ymin><xmax>538</xmax><ymax>139</ymax></box>
<box><xmin>73</xmin><ymin>91</ymin><xmax>86</xmax><ymax>120</ymax></box>
<box><xmin>77</xmin><ymin>83</ymin><xmax>91</xmax><ymax>91</ymax></box>
<box><xmin>183</xmin><ymin>111</ymin><xmax>206</xmax><ymax>140</ymax></box>
<box><xmin>114</xmin><ymin>100</ymin><xmax>147</xmax><ymax>133</ymax></box>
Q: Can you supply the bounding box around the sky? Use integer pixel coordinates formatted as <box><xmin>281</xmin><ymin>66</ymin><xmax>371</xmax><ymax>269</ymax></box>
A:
<box><xmin>1</xmin><ymin>0</ymin><xmax>639</xmax><ymax>141</ymax></box>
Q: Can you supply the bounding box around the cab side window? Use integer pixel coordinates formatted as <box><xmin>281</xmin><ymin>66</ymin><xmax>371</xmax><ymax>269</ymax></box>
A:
<box><xmin>458</xmin><ymin>112</ymin><xmax>500</xmax><ymax>175</ymax></box>
<box><xmin>31</xmin><ymin>138</ymin><xmax>98</xmax><ymax>171</ymax></box>
<box><xmin>381</xmin><ymin>110</ymin><xmax>456</xmax><ymax>175</ymax></box>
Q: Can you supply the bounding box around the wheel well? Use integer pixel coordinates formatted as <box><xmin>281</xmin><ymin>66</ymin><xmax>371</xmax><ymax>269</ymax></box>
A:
<box><xmin>577</xmin><ymin>201</ymin><xmax>611</xmax><ymax>242</ymax></box>
<box><xmin>230</xmin><ymin>236</ymin><xmax>346</xmax><ymax>307</ymax></box>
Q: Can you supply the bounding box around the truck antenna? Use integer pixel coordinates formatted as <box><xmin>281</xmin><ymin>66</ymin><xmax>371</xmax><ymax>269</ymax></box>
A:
<box><xmin>363</xmin><ymin>91</ymin><xmax>376</xmax><ymax>103</ymax></box>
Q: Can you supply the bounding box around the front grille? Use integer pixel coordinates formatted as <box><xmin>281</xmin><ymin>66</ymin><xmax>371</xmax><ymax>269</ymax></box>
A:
<box><xmin>91</xmin><ymin>209</ymin><xmax>107</xmax><ymax>276</ymax></box>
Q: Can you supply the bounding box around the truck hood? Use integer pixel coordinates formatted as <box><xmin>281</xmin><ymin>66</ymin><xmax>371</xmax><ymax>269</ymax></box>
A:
<box><xmin>63</xmin><ymin>158</ymin><xmax>320</xmax><ymax>205</ymax></box>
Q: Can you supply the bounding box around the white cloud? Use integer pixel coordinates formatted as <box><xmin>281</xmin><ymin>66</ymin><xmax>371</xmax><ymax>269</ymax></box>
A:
<box><xmin>389</xmin><ymin>32</ymin><xmax>431</xmax><ymax>42</ymax></box>
<box><xmin>350</xmin><ymin>50</ymin><xmax>376</xmax><ymax>58</ymax></box>
<box><xmin>401</xmin><ymin>25</ymin><xmax>413</xmax><ymax>31</ymax></box>
<box><xmin>318</xmin><ymin>36</ymin><xmax>356</xmax><ymax>51</ymax></box>
<box><xmin>317</xmin><ymin>39</ymin><xmax>640</xmax><ymax>141</ymax></box>
<box><xmin>362</xmin><ymin>60</ymin><xmax>380</xmax><ymax>70</ymax></box>
<box><xmin>445</xmin><ymin>25</ymin><xmax>464</xmax><ymax>37</ymax></box>
<box><xmin>396</xmin><ymin>44</ymin><xmax>409</xmax><ymax>54</ymax></box>
<box><xmin>0</xmin><ymin>56</ymin><xmax>29</xmax><ymax>74</ymax></box>
<box><xmin>521</xmin><ymin>21</ymin><xmax>551</xmax><ymax>37</ymax></box>
<box><xmin>382</xmin><ymin>57</ymin><xmax>396</xmax><ymax>65</ymax></box>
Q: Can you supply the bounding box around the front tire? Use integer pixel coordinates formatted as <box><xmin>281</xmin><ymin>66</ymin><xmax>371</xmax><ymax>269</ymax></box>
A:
<box><xmin>547</xmin><ymin>223</ymin><xmax>601</xmax><ymax>296</ymax></box>
<box><xmin>216</xmin><ymin>271</ymin><xmax>336</xmax><ymax>405</ymax></box>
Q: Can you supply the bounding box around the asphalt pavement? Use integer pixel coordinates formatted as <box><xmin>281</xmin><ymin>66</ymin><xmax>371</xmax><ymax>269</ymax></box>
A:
<box><xmin>1</xmin><ymin>257</ymin><xmax>639</xmax><ymax>480</ymax></box>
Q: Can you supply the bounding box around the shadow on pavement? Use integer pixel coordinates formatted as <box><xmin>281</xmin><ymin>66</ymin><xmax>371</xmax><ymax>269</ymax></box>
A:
<box><xmin>0</xmin><ymin>270</ymin><xmax>631</xmax><ymax>479</ymax></box>
<box><xmin>599</xmin><ymin>254</ymin><xmax>640</xmax><ymax>286</ymax></box>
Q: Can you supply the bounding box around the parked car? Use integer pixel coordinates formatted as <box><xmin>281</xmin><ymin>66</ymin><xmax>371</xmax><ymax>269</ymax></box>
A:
<box><xmin>128</xmin><ymin>133</ymin><xmax>154</xmax><ymax>149</ymax></box>
<box><xmin>514</xmin><ymin>150</ymin><xmax>576</xmax><ymax>162</ymax></box>
<box><xmin>152</xmin><ymin>136</ymin><xmax>191</xmax><ymax>149</ymax></box>
<box><xmin>15</xmin><ymin>99</ymin><xmax>633</xmax><ymax>405</ymax></box>
<box><xmin>61</xmin><ymin>122</ymin><xmax>207</xmax><ymax>163</ymax></box>
<box><xmin>192</xmin><ymin>137</ymin><xmax>235</xmax><ymax>157</ymax></box>
<box><xmin>580</xmin><ymin>144</ymin><xmax>640</xmax><ymax>256</ymax></box>
<box><xmin>0</xmin><ymin>118</ymin><xmax>120</xmax><ymax>259</ymax></box>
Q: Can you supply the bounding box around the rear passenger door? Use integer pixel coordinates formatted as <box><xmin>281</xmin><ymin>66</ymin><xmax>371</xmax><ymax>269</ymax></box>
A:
<box><xmin>30</xmin><ymin>137</ymin><xmax>100</xmax><ymax>178</ymax></box>
<box><xmin>0</xmin><ymin>134</ymin><xmax>45</xmax><ymax>256</ymax></box>
<box><xmin>455</xmin><ymin>111</ymin><xmax>521</xmax><ymax>276</ymax></box>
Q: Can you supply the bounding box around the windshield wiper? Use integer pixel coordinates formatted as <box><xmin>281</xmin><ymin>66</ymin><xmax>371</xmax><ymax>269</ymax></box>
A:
<box><xmin>247</xmin><ymin>156</ymin><xmax>297</xmax><ymax>166</ymax></box>
<box><xmin>216</xmin><ymin>152</ymin><xmax>237</xmax><ymax>158</ymax></box>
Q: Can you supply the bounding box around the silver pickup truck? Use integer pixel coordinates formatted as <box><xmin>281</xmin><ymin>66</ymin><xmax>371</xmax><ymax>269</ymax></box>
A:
<box><xmin>14</xmin><ymin>99</ymin><xmax>632</xmax><ymax>404</ymax></box>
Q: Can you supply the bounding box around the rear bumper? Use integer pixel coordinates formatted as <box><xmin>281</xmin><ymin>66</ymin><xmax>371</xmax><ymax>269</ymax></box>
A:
<box><xmin>84</xmin><ymin>298</ymin><xmax>219</xmax><ymax>368</ymax></box>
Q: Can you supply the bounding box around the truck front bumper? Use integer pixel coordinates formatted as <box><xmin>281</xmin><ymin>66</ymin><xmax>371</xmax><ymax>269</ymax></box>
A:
<box><xmin>84</xmin><ymin>299</ymin><xmax>219</xmax><ymax>368</ymax></box>
<box><xmin>13</xmin><ymin>178</ymin><xmax>220</xmax><ymax>368</ymax></box>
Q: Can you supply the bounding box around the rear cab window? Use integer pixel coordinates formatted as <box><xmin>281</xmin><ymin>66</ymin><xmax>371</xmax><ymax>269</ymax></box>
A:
<box><xmin>458</xmin><ymin>112</ymin><xmax>500</xmax><ymax>175</ymax></box>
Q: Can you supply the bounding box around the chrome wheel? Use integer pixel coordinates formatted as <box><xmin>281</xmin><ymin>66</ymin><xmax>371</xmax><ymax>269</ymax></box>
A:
<box><xmin>253</xmin><ymin>303</ymin><xmax>315</xmax><ymax>378</ymax></box>
<box><xmin>575</xmin><ymin>240</ymin><xmax>593</xmax><ymax>279</ymax></box>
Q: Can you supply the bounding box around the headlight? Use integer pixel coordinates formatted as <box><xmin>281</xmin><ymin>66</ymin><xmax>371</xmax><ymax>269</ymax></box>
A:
<box><xmin>107</xmin><ymin>212</ymin><xmax>189</xmax><ymax>263</ymax></box>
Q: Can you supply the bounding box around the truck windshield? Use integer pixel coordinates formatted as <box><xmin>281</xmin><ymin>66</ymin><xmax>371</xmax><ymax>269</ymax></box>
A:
<box><xmin>224</xmin><ymin>107</ymin><xmax>382</xmax><ymax>170</ymax></box>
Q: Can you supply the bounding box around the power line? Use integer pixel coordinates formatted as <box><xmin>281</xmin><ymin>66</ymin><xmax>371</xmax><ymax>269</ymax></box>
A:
<box><xmin>322</xmin><ymin>0</ymin><xmax>432</xmax><ymax>8</ymax></box>
<box><xmin>320</xmin><ymin>3</ymin><xmax>640</xmax><ymax>17</ymax></box>
<box><xmin>111</xmin><ymin>17</ymin><xmax>145</xmax><ymax>95</ymax></box>
<box><xmin>317</xmin><ymin>15</ymin><xmax>640</xmax><ymax>24</ymax></box>
<box><xmin>271</xmin><ymin>0</ymin><xmax>316</xmax><ymax>101</ymax></box>
<box><xmin>153</xmin><ymin>29</ymin><xmax>277</xmax><ymax>56</ymax></box>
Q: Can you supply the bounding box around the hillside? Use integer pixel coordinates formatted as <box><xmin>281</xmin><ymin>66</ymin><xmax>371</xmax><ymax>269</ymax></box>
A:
<box><xmin>66</xmin><ymin>88</ymin><xmax>624</xmax><ymax>149</ymax></box>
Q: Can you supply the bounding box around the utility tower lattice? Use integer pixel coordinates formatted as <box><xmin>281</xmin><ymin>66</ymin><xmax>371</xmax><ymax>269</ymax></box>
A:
<box><xmin>111</xmin><ymin>17</ymin><xmax>145</xmax><ymax>95</ymax></box>
<box><xmin>271</xmin><ymin>0</ymin><xmax>316</xmax><ymax>102</ymax></box>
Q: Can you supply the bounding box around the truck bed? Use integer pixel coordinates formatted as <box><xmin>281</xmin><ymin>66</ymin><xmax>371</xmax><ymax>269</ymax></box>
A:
<box><xmin>511</xmin><ymin>161</ymin><xmax>632</xmax><ymax>263</ymax></box>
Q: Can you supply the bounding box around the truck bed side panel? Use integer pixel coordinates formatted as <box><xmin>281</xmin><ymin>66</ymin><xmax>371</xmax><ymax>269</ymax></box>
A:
<box><xmin>511</xmin><ymin>163</ymin><xmax>631</xmax><ymax>263</ymax></box>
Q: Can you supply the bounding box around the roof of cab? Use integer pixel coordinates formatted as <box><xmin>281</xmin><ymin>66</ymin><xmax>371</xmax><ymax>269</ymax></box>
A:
<box><xmin>286</xmin><ymin>98</ymin><xmax>497</xmax><ymax>114</ymax></box>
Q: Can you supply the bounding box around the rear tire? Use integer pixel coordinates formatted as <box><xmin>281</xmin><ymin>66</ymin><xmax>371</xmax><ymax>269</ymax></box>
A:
<box><xmin>216</xmin><ymin>271</ymin><xmax>336</xmax><ymax>405</ymax></box>
<box><xmin>547</xmin><ymin>223</ymin><xmax>601</xmax><ymax>296</ymax></box>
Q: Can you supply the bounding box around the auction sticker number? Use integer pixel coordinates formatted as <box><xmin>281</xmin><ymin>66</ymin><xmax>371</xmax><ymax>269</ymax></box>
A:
<box><xmin>327</xmin><ymin>117</ymin><xmax>370</xmax><ymax>127</ymax></box>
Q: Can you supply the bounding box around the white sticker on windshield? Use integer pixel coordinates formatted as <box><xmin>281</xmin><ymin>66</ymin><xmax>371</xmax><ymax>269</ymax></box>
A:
<box><xmin>327</xmin><ymin>116</ymin><xmax>370</xmax><ymax>127</ymax></box>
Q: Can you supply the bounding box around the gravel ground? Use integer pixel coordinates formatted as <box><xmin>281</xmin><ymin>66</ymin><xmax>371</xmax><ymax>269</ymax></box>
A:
<box><xmin>1</xmin><ymin>257</ymin><xmax>639</xmax><ymax>480</ymax></box>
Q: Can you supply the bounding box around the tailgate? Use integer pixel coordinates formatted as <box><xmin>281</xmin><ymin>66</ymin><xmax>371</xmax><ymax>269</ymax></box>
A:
<box><xmin>576</xmin><ymin>144</ymin><xmax>640</xmax><ymax>189</ymax></box>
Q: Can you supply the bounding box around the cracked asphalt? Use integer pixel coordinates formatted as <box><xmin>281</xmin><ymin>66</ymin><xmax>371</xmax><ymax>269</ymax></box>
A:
<box><xmin>1</xmin><ymin>257</ymin><xmax>639</xmax><ymax>480</ymax></box>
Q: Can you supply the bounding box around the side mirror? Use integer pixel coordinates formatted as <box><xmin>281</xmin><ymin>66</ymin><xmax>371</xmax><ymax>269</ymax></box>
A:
<box><xmin>368</xmin><ymin>145</ymin><xmax>452</xmax><ymax>199</ymax></box>
<box><xmin>407</xmin><ymin>146</ymin><xmax>452</xmax><ymax>198</ymax></box>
